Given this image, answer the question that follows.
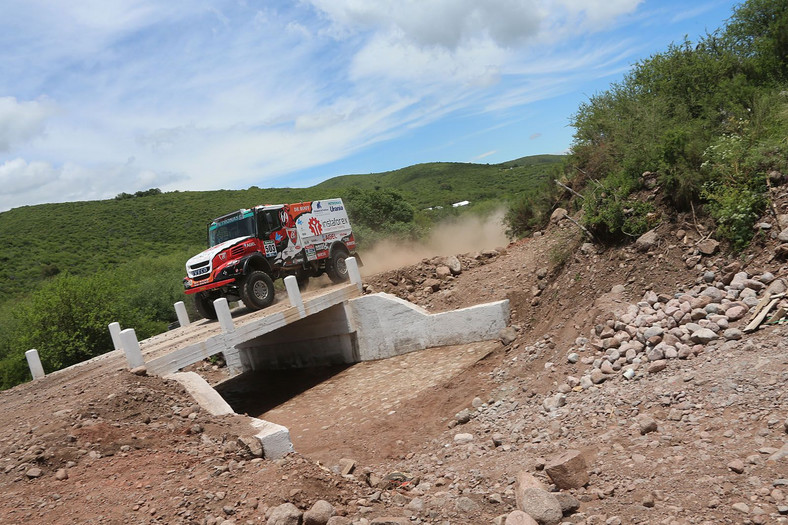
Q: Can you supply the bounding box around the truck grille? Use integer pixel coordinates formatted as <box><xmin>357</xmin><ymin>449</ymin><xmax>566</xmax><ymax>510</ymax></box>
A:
<box><xmin>189</xmin><ymin>261</ymin><xmax>210</xmax><ymax>279</ymax></box>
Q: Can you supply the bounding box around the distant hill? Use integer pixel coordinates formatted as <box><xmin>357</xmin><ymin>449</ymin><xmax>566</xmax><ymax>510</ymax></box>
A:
<box><xmin>0</xmin><ymin>154</ymin><xmax>563</xmax><ymax>300</ymax></box>
<box><xmin>314</xmin><ymin>154</ymin><xmax>563</xmax><ymax>209</ymax></box>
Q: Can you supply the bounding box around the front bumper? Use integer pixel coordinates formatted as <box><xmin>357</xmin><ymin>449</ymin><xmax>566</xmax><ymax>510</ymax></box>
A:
<box><xmin>183</xmin><ymin>276</ymin><xmax>237</xmax><ymax>295</ymax></box>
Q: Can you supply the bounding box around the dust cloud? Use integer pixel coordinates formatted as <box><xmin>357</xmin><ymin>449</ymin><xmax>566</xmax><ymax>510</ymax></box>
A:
<box><xmin>359</xmin><ymin>210</ymin><xmax>509</xmax><ymax>276</ymax></box>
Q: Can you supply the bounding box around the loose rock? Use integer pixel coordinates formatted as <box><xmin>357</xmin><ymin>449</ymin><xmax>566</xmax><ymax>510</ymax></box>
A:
<box><xmin>544</xmin><ymin>450</ymin><xmax>589</xmax><ymax>489</ymax></box>
<box><xmin>505</xmin><ymin>511</ymin><xmax>539</xmax><ymax>525</ymax></box>
<box><xmin>267</xmin><ymin>503</ymin><xmax>302</xmax><ymax>525</ymax></box>
<box><xmin>304</xmin><ymin>500</ymin><xmax>335</xmax><ymax>525</ymax></box>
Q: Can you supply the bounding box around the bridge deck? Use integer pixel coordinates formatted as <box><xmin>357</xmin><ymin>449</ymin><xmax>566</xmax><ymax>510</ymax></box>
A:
<box><xmin>141</xmin><ymin>283</ymin><xmax>361</xmax><ymax>376</ymax></box>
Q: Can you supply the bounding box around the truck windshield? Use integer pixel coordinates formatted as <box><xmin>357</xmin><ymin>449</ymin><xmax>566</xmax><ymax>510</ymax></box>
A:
<box><xmin>208</xmin><ymin>216</ymin><xmax>256</xmax><ymax>247</ymax></box>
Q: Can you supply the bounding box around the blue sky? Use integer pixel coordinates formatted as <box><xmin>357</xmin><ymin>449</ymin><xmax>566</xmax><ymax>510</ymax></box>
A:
<box><xmin>0</xmin><ymin>0</ymin><xmax>739</xmax><ymax>211</ymax></box>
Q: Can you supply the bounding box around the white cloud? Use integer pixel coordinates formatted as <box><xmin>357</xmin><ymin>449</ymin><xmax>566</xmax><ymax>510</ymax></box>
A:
<box><xmin>309</xmin><ymin>0</ymin><xmax>543</xmax><ymax>49</ymax></box>
<box><xmin>473</xmin><ymin>150</ymin><xmax>497</xmax><ymax>161</ymax></box>
<box><xmin>0</xmin><ymin>97</ymin><xmax>56</xmax><ymax>152</ymax></box>
<box><xmin>0</xmin><ymin>157</ymin><xmax>185</xmax><ymax>211</ymax></box>
<box><xmin>670</xmin><ymin>2</ymin><xmax>718</xmax><ymax>23</ymax></box>
<box><xmin>552</xmin><ymin>0</ymin><xmax>643</xmax><ymax>29</ymax></box>
<box><xmin>129</xmin><ymin>95</ymin><xmax>424</xmax><ymax>191</ymax></box>
<box><xmin>308</xmin><ymin>0</ymin><xmax>642</xmax><ymax>53</ymax></box>
<box><xmin>350</xmin><ymin>32</ymin><xmax>507</xmax><ymax>85</ymax></box>
<box><xmin>0</xmin><ymin>158</ymin><xmax>53</xmax><ymax>194</ymax></box>
<box><xmin>307</xmin><ymin>0</ymin><xmax>643</xmax><ymax>94</ymax></box>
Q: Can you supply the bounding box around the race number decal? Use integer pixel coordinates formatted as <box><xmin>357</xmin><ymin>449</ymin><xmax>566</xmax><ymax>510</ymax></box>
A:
<box><xmin>263</xmin><ymin>240</ymin><xmax>277</xmax><ymax>257</ymax></box>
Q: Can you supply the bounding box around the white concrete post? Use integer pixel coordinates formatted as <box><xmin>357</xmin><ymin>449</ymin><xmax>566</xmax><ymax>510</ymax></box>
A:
<box><xmin>25</xmin><ymin>349</ymin><xmax>45</xmax><ymax>380</ymax></box>
<box><xmin>284</xmin><ymin>275</ymin><xmax>306</xmax><ymax>317</ymax></box>
<box><xmin>108</xmin><ymin>322</ymin><xmax>122</xmax><ymax>351</ymax></box>
<box><xmin>174</xmin><ymin>301</ymin><xmax>190</xmax><ymax>328</ymax></box>
<box><xmin>214</xmin><ymin>298</ymin><xmax>234</xmax><ymax>333</ymax></box>
<box><xmin>346</xmin><ymin>256</ymin><xmax>362</xmax><ymax>292</ymax></box>
<box><xmin>119</xmin><ymin>328</ymin><xmax>145</xmax><ymax>369</ymax></box>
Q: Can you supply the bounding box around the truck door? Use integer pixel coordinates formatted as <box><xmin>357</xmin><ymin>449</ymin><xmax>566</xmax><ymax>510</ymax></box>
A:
<box><xmin>257</xmin><ymin>208</ymin><xmax>288</xmax><ymax>248</ymax></box>
<box><xmin>257</xmin><ymin>209</ymin><xmax>278</xmax><ymax>235</ymax></box>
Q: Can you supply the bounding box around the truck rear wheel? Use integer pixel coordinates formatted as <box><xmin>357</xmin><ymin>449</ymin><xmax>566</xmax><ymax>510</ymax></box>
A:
<box><xmin>194</xmin><ymin>294</ymin><xmax>218</xmax><ymax>320</ymax></box>
<box><xmin>326</xmin><ymin>251</ymin><xmax>350</xmax><ymax>283</ymax></box>
<box><xmin>241</xmin><ymin>271</ymin><xmax>276</xmax><ymax>310</ymax></box>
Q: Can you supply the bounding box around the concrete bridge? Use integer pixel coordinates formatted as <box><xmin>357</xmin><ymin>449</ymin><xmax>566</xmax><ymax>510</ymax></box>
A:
<box><xmin>24</xmin><ymin>259</ymin><xmax>510</xmax><ymax>459</ymax></box>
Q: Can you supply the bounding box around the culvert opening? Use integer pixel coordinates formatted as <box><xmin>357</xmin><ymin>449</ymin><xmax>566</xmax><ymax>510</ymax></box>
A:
<box><xmin>214</xmin><ymin>364</ymin><xmax>351</xmax><ymax>417</ymax></box>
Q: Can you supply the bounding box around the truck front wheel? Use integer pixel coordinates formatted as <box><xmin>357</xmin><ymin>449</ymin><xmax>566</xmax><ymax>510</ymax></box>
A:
<box><xmin>241</xmin><ymin>271</ymin><xmax>276</xmax><ymax>310</ymax></box>
<box><xmin>194</xmin><ymin>293</ymin><xmax>218</xmax><ymax>320</ymax></box>
<box><xmin>326</xmin><ymin>251</ymin><xmax>350</xmax><ymax>283</ymax></box>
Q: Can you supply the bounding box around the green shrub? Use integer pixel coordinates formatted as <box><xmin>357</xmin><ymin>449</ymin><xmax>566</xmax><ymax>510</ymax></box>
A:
<box><xmin>0</xmin><ymin>353</ymin><xmax>29</xmax><ymax>390</ymax></box>
<box><xmin>0</xmin><ymin>249</ymin><xmax>200</xmax><ymax>389</ymax></box>
<box><xmin>580</xmin><ymin>171</ymin><xmax>657</xmax><ymax>242</ymax></box>
<box><xmin>504</xmin><ymin>193</ymin><xmax>553</xmax><ymax>239</ymax></box>
<box><xmin>702</xmin><ymin>182</ymin><xmax>766</xmax><ymax>250</ymax></box>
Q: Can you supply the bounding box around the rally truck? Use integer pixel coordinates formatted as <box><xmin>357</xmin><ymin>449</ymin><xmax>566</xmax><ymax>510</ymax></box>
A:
<box><xmin>183</xmin><ymin>198</ymin><xmax>358</xmax><ymax>320</ymax></box>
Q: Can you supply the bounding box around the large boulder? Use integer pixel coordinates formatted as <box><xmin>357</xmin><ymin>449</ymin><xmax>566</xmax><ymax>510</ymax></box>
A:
<box><xmin>445</xmin><ymin>255</ymin><xmax>462</xmax><ymax>275</ymax></box>
<box><xmin>550</xmin><ymin>208</ymin><xmax>568</xmax><ymax>223</ymax></box>
<box><xmin>422</xmin><ymin>278</ymin><xmax>441</xmax><ymax>292</ymax></box>
<box><xmin>515</xmin><ymin>488</ymin><xmax>562</xmax><ymax>525</ymax></box>
<box><xmin>697</xmin><ymin>238</ymin><xmax>720</xmax><ymax>255</ymax></box>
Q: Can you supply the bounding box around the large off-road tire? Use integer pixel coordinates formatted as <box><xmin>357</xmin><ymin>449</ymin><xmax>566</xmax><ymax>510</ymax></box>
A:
<box><xmin>241</xmin><ymin>271</ymin><xmax>276</xmax><ymax>310</ymax></box>
<box><xmin>326</xmin><ymin>250</ymin><xmax>350</xmax><ymax>284</ymax></box>
<box><xmin>194</xmin><ymin>293</ymin><xmax>218</xmax><ymax>320</ymax></box>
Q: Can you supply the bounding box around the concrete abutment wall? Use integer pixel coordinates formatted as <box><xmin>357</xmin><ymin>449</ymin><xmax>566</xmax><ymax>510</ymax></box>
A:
<box><xmin>348</xmin><ymin>293</ymin><xmax>510</xmax><ymax>361</ymax></box>
<box><xmin>229</xmin><ymin>292</ymin><xmax>509</xmax><ymax>372</ymax></box>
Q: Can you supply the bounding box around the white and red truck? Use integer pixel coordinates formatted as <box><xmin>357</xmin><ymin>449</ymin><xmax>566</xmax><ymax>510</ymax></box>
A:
<box><xmin>183</xmin><ymin>198</ymin><xmax>359</xmax><ymax>319</ymax></box>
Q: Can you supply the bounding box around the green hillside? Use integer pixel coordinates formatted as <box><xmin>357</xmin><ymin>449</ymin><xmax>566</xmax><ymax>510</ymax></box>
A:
<box><xmin>0</xmin><ymin>155</ymin><xmax>561</xmax><ymax>301</ymax></box>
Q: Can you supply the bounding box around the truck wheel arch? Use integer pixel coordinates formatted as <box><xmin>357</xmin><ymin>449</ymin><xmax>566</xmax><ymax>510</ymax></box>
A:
<box><xmin>328</xmin><ymin>242</ymin><xmax>350</xmax><ymax>259</ymax></box>
<box><xmin>242</xmin><ymin>253</ymin><xmax>272</xmax><ymax>275</ymax></box>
